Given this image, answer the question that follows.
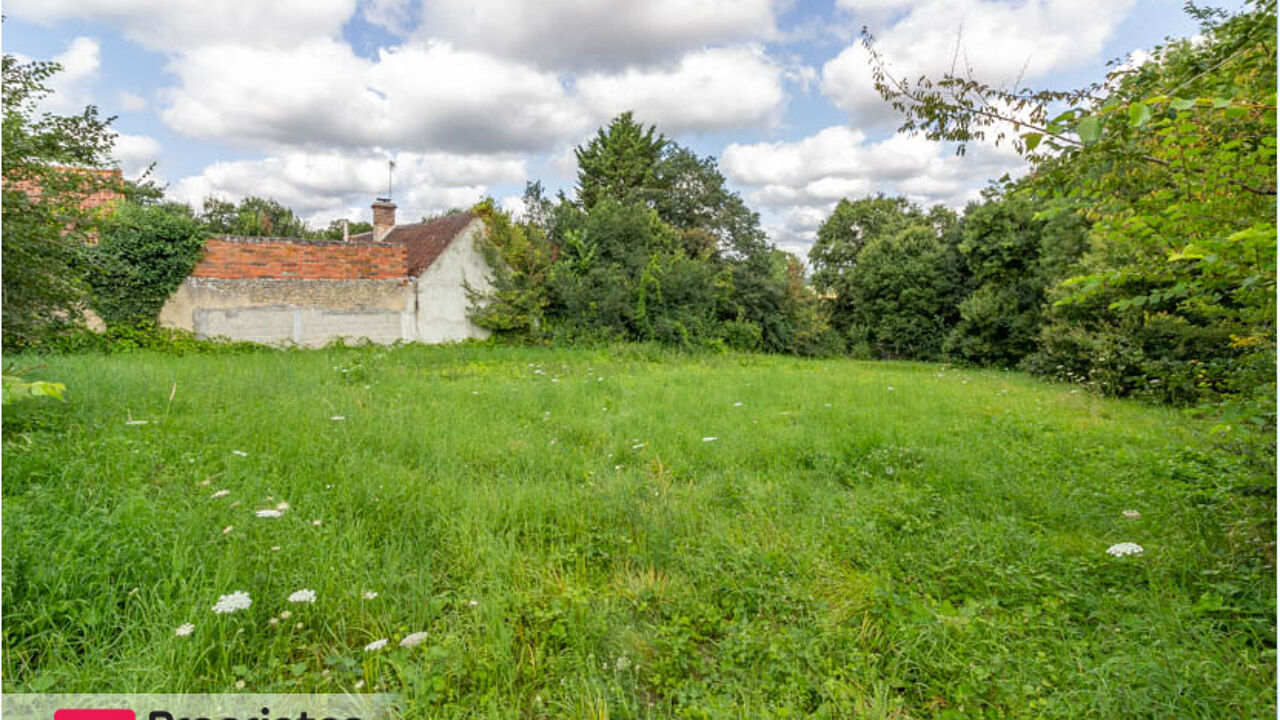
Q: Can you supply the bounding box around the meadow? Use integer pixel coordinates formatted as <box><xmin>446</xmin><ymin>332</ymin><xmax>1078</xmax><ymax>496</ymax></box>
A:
<box><xmin>2</xmin><ymin>344</ymin><xmax>1274</xmax><ymax>718</ymax></box>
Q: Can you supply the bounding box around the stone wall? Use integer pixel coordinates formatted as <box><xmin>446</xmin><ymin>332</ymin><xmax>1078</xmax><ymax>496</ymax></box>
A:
<box><xmin>160</xmin><ymin>277</ymin><xmax>414</xmax><ymax>347</ymax></box>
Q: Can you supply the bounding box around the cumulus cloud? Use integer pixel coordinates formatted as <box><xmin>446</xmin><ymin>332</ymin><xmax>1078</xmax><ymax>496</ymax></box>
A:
<box><xmin>161</xmin><ymin>39</ymin><xmax>587</xmax><ymax>154</ymax></box>
<box><xmin>420</xmin><ymin>0</ymin><xmax>777</xmax><ymax>71</ymax></box>
<box><xmin>576</xmin><ymin>45</ymin><xmax>786</xmax><ymax>134</ymax></box>
<box><xmin>111</xmin><ymin>133</ymin><xmax>162</xmax><ymax>178</ymax></box>
<box><xmin>169</xmin><ymin>150</ymin><xmax>525</xmax><ymax>226</ymax></box>
<box><xmin>5</xmin><ymin>0</ymin><xmax>356</xmax><ymax>51</ymax></box>
<box><xmin>823</xmin><ymin>0</ymin><xmax>1137</xmax><ymax>126</ymax></box>
<box><xmin>16</xmin><ymin>37</ymin><xmax>102</xmax><ymax>115</ymax></box>
<box><xmin>722</xmin><ymin>125</ymin><xmax>1027</xmax><ymax>251</ymax></box>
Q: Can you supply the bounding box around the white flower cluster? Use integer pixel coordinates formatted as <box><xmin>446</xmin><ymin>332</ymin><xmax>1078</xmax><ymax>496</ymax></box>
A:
<box><xmin>212</xmin><ymin>591</ymin><xmax>252</xmax><ymax>614</ymax></box>
<box><xmin>400</xmin><ymin>631</ymin><xmax>428</xmax><ymax>648</ymax></box>
<box><xmin>1106</xmin><ymin>542</ymin><xmax>1144</xmax><ymax>557</ymax></box>
<box><xmin>288</xmin><ymin>589</ymin><xmax>316</xmax><ymax>603</ymax></box>
<box><xmin>364</xmin><ymin>638</ymin><xmax>388</xmax><ymax>652</ymax></box>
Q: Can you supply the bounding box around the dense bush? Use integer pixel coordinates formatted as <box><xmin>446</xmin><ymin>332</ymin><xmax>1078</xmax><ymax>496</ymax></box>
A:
<box><xmin>82</xmin><ymin>201</ymin><xmax>208</xmax><ymax>328</ymax></box>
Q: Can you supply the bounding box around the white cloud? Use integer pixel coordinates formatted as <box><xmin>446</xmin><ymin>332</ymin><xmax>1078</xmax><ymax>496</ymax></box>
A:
<box><xmin>360</xmin><ymin>0</ymin><xmax>418</xmax><ymax>36</ymax></box>
<box><xmin>822</xmin><ymin>0</ymin><xmax>1137</xmax><ymax>126</ymax></box>
<box><xmin>160</xmin><ymin>39</ymin><xmax>586</xmax><ymax>154</ymax></box>
<box><xmin>420</xmin><ymin>0</ymin><xmax>778</xmax><ymax>70</ymax></box>
<box><xmin>117</xmin><ymin>90</ymin><xmax>149</xmax><ymax>112</ymax></box>
<box><xmin>169</xmin><ymin>150</ymin><xmax>525</xmax><ymax>225</ymax></box>
<box><xmin>112</xmin><ymin>133</ymin><xmax>162</xmax><ymax>178</ymax></box>
<box><xmin>576</xmin><ymin>45</ymin><xmax>786</xmax><ymax>134</ymax></box>
<box><xmin>722</xmin><ymin>125</ymin><xmax>1027</xmax><ymax>251</ymax></box>
<box><xmin>5</xmin><ymin>0</ymin><xmax>357</xmax><ymax>51</ymax></box>
<box><xmin>21</xmin><ymin>37</ymin><xmax>102</xmax><ymax>115</ymax></box>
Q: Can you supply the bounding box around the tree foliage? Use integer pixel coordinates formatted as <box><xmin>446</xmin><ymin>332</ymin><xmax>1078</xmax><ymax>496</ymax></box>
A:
<box><xmin>863</xmin><ymin>0</ymin><xmax>1275</xmax><ymax>419</ymax></box>
<box><xmin>198</xmin><ymin>195</ymin><xmax>315</xmax><ymax>237</ymax></box>
<box><xmin>470</xmin><ymin>114</ymin><xmax>831</xmax><ymax>354</ymax></box>
<box><xmin>2</xmin><ymin>53</ymin><xmax>118</xmax><ymax>345</ymax></box>
<box><xmin>809</xmin><ymin>195</ymin><xmax>958</xmax><ymax>349</ymax></box>
<box><xmin>574</xmin><ymin>112</ymin><xmax>669</xmax><ymax>211</ymax></box>
<box><xmin>83</xmin><ymin>201</ymin><xmax>208</xmax><ymax>327</ymax></box>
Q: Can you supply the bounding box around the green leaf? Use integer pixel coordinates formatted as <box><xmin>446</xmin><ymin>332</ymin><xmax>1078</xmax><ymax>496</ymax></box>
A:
<box><xmin>1171</xmin><ymin>97</ymin><xmax>1195</xmax><ymax>111</ymax></box>
<box><xmin>1128</xmin><ymin>103</ymin><xmax>1152</xmax><ymax>128</ymax></box>
<box><xmin>1022</xmin><ymin>132</ymin><xmax>1042</xmax><ymax>151</ymax></box>
<box><xmin>1076</xmin><ymin>115</ymin><xmax>1101</xmax><ymax>144</ymax></box>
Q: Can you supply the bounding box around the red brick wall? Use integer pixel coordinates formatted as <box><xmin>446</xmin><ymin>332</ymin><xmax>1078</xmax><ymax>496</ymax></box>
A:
<box><xmin>190</xmin><ymin>237</ymin><xmax>408</xmax><ymax>280</ymax></box>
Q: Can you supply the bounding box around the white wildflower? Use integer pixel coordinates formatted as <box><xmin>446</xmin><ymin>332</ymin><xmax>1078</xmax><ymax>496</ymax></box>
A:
<box><xmin>364</xmin><ymin>638</ymin><xmax>388</xmax><ymax>652</ymax></box>
<box><xmin>235</xmin><ymin>680</ymin><xmax>245</xmax><ymax>690</ymax></box>
<box><xmin>362</xmin><ymin>591</ymin><xmax>378</xmax><ymax>600</ymax></box>
<box><xmin>256</xmin><ymin>509</ymin><xmax>283</xmax><ymax>518</ymax></box>
<box><xmin>295</xmin><ymin>622</ymin><xmax>303</xmax><ymax>630</ymax></box>
<box><xmin>125</xmin><ymin>420</ymin><xmax>149</xmax><ymax>426</ymax></box>
<box><xmin>468</xmin><ymin>599</ymin><xmax>479</xmax><ymax>607</ymax></box>
<box><xmin>198</xmin><ymin>479</ymin><xmax>211</xmax><ymax>486</ymax></box>
<box><xmin>211</xmin><ymin>489</ymin><xmax>230</xmax><ymax>499</ymax></box>
<box><xmin>702</xmin><ymin>436</ymin><xmax>718</xmax><ymax>442</ymax></box>
<box><xmin>887</xmin><ymin>386</ymin><xmax>894</xmax><ymax>391</ymax></box>
<box><xmin>311</xmin><ymin>519</ymin><xmax>323</xmax><ymax>526</ymax></box>
<box><xmin>211</xmin><ymin>591</ymin><xmax>252</xmax><ymax>614</ymax></box>
<box><xmin>354</xmin><ymin>680</ymin><xmax>364</xmax><ymax>690</ymax></box>
<box><xmin>400</xmin><ymin>631</ymin><xmax>428</xmax><ymax>648</ymax></box>
<box><xmin>288</xmin><ymin>589</ymin><xmax>316</xmax><ymax>603</ymax></box>
<box><xmin>1122</xmin><ymin>510</ymin><xmax>1141</xmax><ymax>519</ymax></box>
<box><xmin>631</xmin><ymin>443</ymin><xmax>646</xmax><ymax>450</ymax></box>
<box><xmin>230</xmin><ymin>501</ymin><xmax>242</xmax><ymax>508</ymax></box>
<box><xmin>615</xmin><ymin>655</ymin><xmax>631</xmax><ymax>671</ymax></box>
<box><xmin>270</xmin><ymin>546</ymin><xmax>281</xmax><ymax>552</ymax></box>
<box><xmin>1106</xmin><ymin>542</ymin><xmax>1144</xmax><ymax>557</ymax></box>
<box><xmin>275</xmin><ymin>501</ymin><xmax>290</xmax><ymax>511</ymax></box>
<box><xmin>733</xmin><ymin>402</ymin><xmax>744</xmax><ymax>407</ymax></box>
<box><xmin>222</xmin><ymin>525</ymin><xmax>234</xmax><ymax>535</ymax></box>
<box><xmin>330</xmin><ymin>415</ymin><xmax>345</xmax><ymax>421</ymax></box>
<box><xmin>268</xmin><ymin>617</ymin><xmax>279</xmax><ymax>626</ymax></box>
<box><xmin>174</xmin><ymin>623</ymin><xmax>194</xmax><ymax>637</ymax></box>
<box><xmin>231</xmin><ymin>450</ymin><xmax>248</xmax><ymax>457</ymax></box>
<box><xmin>280</xmin><ymin>610</ymin><xmax>292</xmax><ymax>619</ymax></box>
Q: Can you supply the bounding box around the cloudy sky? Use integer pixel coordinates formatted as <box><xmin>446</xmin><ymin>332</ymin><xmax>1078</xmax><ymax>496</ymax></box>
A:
<box><xmin>5</xmin><ymin>0</ymin><xmax>1203</xmax><ymax>254</ymax></box>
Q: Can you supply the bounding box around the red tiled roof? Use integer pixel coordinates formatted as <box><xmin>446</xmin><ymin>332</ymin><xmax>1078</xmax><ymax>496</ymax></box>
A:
<box><xmin>388</xmin><ymin>211</ymin><xmax>479</xmax><ymax>276</ymax></box>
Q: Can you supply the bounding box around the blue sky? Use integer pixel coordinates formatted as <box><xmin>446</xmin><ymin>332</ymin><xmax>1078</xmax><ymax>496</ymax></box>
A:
<box><xmin>4</xmin><ymin>0</ymin><xmax>1205</xmax><ymax>253</ymax></box>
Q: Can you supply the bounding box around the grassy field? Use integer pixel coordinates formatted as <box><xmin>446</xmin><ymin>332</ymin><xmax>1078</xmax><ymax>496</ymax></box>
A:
<box><xmin>2</xmin><ymin>344</ymin><xmax>1274</xmax><ymax>717</ymax></box>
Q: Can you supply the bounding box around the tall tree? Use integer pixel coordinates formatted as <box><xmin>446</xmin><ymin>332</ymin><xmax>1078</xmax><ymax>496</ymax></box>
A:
<box><xmin>809</xmin><ymin>195</ymin><xmax>932</xmax><ymax>336</ymax></box>
<box><xmin>574</xmin><ymin>112</ymin><xmax>668</xmax><ymax>210</ymax></box>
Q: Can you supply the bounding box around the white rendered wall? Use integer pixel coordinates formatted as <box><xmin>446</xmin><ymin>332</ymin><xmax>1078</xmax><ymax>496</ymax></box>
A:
<box><xmin>413</xmin><ymin>219</ymin><xmax>492</xmax><ymax>344</ymax></box>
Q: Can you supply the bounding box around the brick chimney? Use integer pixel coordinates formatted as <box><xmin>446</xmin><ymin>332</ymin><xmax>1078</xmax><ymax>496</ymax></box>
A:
<box><xmin>372</xmin><ymin>198</ymin><xmax>396</xmax><ymax>242</ymax></box>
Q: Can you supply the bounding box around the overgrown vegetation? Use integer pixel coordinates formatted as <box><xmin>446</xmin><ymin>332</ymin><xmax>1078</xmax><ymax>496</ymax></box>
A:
<box><xmin>469</xmin><ymin>113</ymin><xmax>833</xmax><ymax>355</ymax></box>
<box><xmin>83</xmin><ymin>202</ymin><xmax>208</xmax><ymax>327</ymax></box>
<box><xmin>3</xmin><ymin>345</ymin><xmax>1273</xmax><ymax>716</ymax></box>
<box><xmin>856</xmin><ymin>0</ymin><xmax>1275</xmax><ymax>424</ymax></box>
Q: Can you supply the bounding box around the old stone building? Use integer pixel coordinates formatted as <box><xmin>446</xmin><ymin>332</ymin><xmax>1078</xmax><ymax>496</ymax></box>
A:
<box><xmin>159</xmin><ymin>200</ymin><xmax>493</xmax><ymax>346</ymax></box>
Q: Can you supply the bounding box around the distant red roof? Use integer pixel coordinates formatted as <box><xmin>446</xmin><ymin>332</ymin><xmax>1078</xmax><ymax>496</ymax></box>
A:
<box><xmin>191</xmin><ymin>211</ymin><xmax>482</xmax><ymax>281</ymax></box>
<box><xmin>390</xmin><ymin>211</ymin><xmax>480</xmax><ymax>276</ymax></box>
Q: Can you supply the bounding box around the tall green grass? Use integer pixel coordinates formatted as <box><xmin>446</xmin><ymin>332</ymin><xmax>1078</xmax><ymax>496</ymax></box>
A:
<box><xmin>3</xmin><ymin>344</ymin><xmax>1274</xmax><ymax>717</ymax></box>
